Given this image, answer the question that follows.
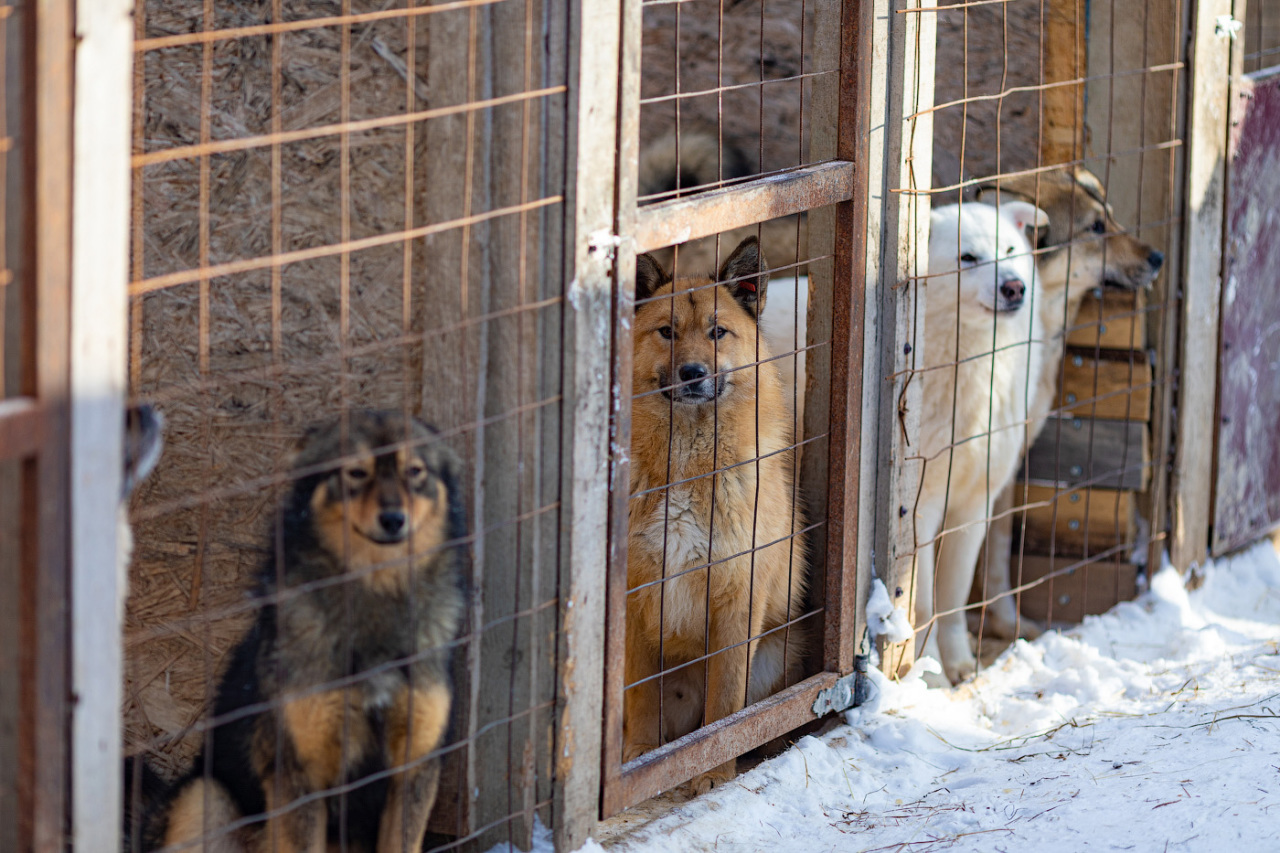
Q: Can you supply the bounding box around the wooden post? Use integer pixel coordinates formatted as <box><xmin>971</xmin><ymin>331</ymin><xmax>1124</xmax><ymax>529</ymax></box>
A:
<box><xmin>69</xmin><ymin>0</ymin><xmax>134</xmax><ymax>848</ymax></box>
<box><xmin>27</xmin><ymin>0</ymin><xmax>76</xmax><ymax>847</ymax></box>
<box><xmin>1170</xmin><ymin>0</ymin><xmax>1237</xmax><ymax>573</ymax></box>
<box><xmin>876</xmin><ymin>0</ymin><xmax>936</xmax><ymax>678</ymax></box>
<box><xmin>1078</xmin><ymin>0</ymin><xmax>1186</xmax><ymax>572</ymax></box>
<box><xmin>552</xmin><ymin>0</ymin><xmax>622</xmax><ymax>846</ymax></box>
<box><xmin>1042</xmin><ymin>0</ymin><xmax>1087</xmax><ymax>166</ymax></box>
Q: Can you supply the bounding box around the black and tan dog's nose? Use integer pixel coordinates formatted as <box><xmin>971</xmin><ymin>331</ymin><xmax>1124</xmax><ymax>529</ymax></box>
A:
<box><xmin>999</xmin><ymin>278</ymin><xmax>1025</xmax><ymax>306</ymax></box>
<box><xmin>678</xmin><ymin>363</ymin><xmax>709</xmax><ymax>384</ymax></box>
<box><xmin>379</xmin><ymin>510</ymin><xmax>406</xmax><ymax>536</ymax></box>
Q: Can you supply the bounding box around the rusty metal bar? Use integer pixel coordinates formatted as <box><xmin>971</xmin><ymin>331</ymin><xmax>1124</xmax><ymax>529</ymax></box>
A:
<box><xmin>0</xmin><ymin>397</ymin><xmax>43</xmax><ymax>460</ymax></box>
<box><xmin>633</xmin><ymin>160</ymin><xmax>855</xmax><ymax>253</ymax></box>
<box><xmin>601</xmin><ymin>671</ymin><xmax>838</xmax><ymax>815</ymax></box>
<box><xmin>821</xmin><ymin>0</ymin><xmax>873</xmax><ymax>677</ymax></box>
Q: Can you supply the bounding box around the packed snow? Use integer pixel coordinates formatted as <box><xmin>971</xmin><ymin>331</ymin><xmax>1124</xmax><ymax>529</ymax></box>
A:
<box><xmin>579</xmin><ymin>539</ymin><xmax>1280</xmax><ymax>851</ymax></box>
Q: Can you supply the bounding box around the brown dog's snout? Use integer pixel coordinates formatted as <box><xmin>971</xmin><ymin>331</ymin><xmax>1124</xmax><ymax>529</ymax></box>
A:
<box><xmin>678</xmin><ymin>363</ymin><xmax>709</xmax><ymax>384</ymax></box>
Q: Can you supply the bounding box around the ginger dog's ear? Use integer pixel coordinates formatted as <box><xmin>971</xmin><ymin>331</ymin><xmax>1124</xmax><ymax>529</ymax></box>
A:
<box><xmin>717</xmin><ymin>236</ymin><xmax>769</xmax><ymax>320</ymax></box>
<box><xmin>634</xmin><ymin>253</ymin><xmax>670</xmax><ymax>304</ymax></box>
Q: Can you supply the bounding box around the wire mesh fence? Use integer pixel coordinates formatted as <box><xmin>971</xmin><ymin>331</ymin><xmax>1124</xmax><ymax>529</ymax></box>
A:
<box><xmin>125</xmin><ymin>1</ymin><xmax>568</xmax><ymax>849</ymax></box>
<box><xmin>883</xmin><ymin>0</ymin><xmax>1188</xmax><ymax>684</ymax></box>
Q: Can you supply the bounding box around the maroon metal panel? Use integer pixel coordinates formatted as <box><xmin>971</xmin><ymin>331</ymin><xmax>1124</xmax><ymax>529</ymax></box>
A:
<box><xmin>1213</xmin><ymin>67</ymin><xmax>1280</xmax><ymax>554</ymax></box>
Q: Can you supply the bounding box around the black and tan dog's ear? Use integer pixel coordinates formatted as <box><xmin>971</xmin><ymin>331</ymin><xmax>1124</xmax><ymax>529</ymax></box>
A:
<box><xmin>123</xmin><ymin>404</ymin><xmax>165</xmax><ymax>497</ymax></box>
<box><xmin>634</xmin><ymin>253</ymin><xmax>670</xmax><ymax>303</ymax></box>
<box><xmin>718</xmin><ymin>236</ymin><xmax>769</xmax><ymax>320</ymax></box>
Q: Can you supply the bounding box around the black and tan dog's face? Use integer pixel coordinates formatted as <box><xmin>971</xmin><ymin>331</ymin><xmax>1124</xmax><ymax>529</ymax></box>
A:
<box><xmin>296</xmin><ymin>411</ymin><xmax>457</xmax><ymax>579</ymax></box>
<box><xmin>632</xmin><ymin>237</ymin><xmax>770</xmax><ymax>406</ymax></box>
<box><xmin>977</xmin><ymin>168</ymin><xmax>1164</xmax><ymax>297</ymax></box>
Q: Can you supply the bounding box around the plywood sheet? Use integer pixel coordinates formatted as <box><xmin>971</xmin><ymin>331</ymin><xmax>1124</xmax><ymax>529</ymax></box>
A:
<box><xmin>1214</xmin><ymin>68</ymin><xmax>1280</xmax><ymax>553</ymax></box>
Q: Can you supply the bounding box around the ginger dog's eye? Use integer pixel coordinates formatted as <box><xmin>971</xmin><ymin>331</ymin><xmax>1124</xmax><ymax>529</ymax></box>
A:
<box><xmin>657</xmin><ymin>325</ymin><xmax>674</xmax><ymax>340</ymax></box>
<box><xmin>960</xmin><ymin>253</ymin><xmax>979</xmax><ymax>263</ymax></box>
<box><xmin>1091</xmin><ymin>219</ymin><xmax>1106</xmax><ymax>234</ymax></box>
<box><xmin>710</xmin><ymin>326</ymin><xmax>728</xmax><ymax>340</ymax></box>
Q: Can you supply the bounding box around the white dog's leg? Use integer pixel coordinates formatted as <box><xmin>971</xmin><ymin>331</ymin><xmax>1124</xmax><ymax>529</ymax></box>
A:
<box><xmin>976</xmin><ymin>485</ymin><xmax>1044</xmax><ymax>641</ymax></box>
<box><xmin>934</xmin><ymin>502</ymin><xmax>992</xmax><ymax>685</ymax></box>
<box><xmin>911</xmin><ymin>499</ymin><xmax>949</xmax><ymax>687</ymax></box>
<box><xmin>978</xmin><ymin>485</ymin><xmax>1018</xmax><ymax>638</ymax></box>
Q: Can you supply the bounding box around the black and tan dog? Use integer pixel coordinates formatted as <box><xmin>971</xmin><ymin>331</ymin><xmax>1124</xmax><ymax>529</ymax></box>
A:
<box><xmin>150</xmin><ymin>411</ymin><xmax>465</xmax><ymax>853</ymax></box>
<box><xmin>626</xmin><ymin>237</ymin><xmax>808</xmax><ymax>794</ymax></box>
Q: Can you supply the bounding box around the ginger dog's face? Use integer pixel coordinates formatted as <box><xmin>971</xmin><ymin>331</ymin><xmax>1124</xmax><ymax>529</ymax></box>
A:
<box><xmin>297</xmin><ymin>412</ymin><xmax>457</xmax><ymax>575</ymax></box>
<box><xmin>929</xmin><ymin>201</ymin><xmax>1047</xmax><ymax>314</ymax></box>
<box><xmin>632</xmin><ymin>237</ymin><xmax>770</xmax><ymax>407</ymax></box>
<box><xmin>978</xmin><ymin>168</ymin><xmax>1164</xmax><ymax>297</ymax></box>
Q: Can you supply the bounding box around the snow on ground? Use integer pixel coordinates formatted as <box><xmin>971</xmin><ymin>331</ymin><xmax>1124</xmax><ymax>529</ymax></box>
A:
<box><xmin>591</xmin><ymin>540</ymin><xmax>1280</xmax><ymax>852</ymax></box>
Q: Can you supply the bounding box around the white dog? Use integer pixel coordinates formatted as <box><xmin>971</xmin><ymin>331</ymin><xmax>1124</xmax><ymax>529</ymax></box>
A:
<box><xmin>913</xmin><ymin>201</ymin><xmax>1046</xmax><ymax>685</ymax></box>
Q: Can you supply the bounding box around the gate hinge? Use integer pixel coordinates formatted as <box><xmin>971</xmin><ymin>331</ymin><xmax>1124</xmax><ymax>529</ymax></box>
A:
<box><xmin>812</xmin><ymin>655</ymin><xmax>872</xmax><ymax>716</ymax></box>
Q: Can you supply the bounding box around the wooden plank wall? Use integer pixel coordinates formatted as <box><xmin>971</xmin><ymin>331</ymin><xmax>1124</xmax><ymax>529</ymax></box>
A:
<box><xmin>420</xmin><ymin>2</ymin><xmax>567</xmax><ymax>846</ymax></box>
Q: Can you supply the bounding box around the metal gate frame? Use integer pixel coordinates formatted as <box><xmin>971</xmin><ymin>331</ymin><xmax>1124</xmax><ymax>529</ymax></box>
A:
<box><xmin>591</xmin><ymin>0</ymin><xmax>933</xmax><ymax>816</ymax></box>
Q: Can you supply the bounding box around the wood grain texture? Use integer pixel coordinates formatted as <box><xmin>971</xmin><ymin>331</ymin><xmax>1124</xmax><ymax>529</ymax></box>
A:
<box><xmin>1013</xmin><ymin>555</ymin><xmax>1138</xmax><ymax>624</ymax></box>
<box><xmin>1170</xmin><ymin>0</ymin><xmax>1233</xmax><ymax>572</ymax></box>
<box><xmin>1064</xmin><ymin>290</ymin><xmax>1147</xmax><ymax>351</ymax></box>
<box><xmin>1055</xmin><ymin>351</ymin><xmax>1153</xmax><ymax>421</ymax></box>
<box><xmin>1212</xmin><ymin>66</ymin><xmax>1280</xmax><ymax>554</ymax></box>
<box><xmin>1018</xmin><ymin>483</ymin><xmax>1136</xmax><ymax>555</ymax></box>
<box><xmin>553</xmin><ymin>0</ymin><xmax>620</xmax><ymax>843</ymax></box>
<box><xmin>70</xmin><ymin>0</ymin><xmax>134</xmax><ymax>848</ymax></box>
<box><xmin>1024</xmin><ymin>416</ymin><xmax>1149</xmax><ymax>491</ymax></box>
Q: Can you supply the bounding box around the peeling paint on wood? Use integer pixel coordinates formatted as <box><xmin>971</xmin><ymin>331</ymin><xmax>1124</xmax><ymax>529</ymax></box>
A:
<box><xmin>1213</xmin><ymin>68</ymin><xmax>1280</xmax><ymax>554</ymax></box>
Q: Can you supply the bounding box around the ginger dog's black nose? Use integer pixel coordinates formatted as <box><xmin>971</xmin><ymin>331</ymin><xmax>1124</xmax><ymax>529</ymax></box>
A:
<box><xmin>678</xmin><ymin>363</ymin><xmax>709</xmax><ymax>384</ymax></box>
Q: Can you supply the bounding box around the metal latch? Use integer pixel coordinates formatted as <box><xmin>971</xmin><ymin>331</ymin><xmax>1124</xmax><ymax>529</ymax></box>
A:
<box><xmin>812</xmin><ymin>655</ymin><xmax>872</xmax><ymax>716</ymax></box>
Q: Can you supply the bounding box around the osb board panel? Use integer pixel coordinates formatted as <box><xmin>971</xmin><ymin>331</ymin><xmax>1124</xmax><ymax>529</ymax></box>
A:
<box><xmin>1065</xmin><ymin>289</ymin><xmax>1147</xmax><ymax>351</ymax></box>
<box><xmin>1056</xmin><ymin>350</ymin><xmax>1152</xmax><ymax>421</ymax></box>
<box><xmin>1019</xmin><ymin>483</ymin><xmax>1136</xmax><ymax>555</ymax></box>
<box><xmin>1015</xmin><ymin>555</ymin><xmax>1138</xmax><ymax>624</ymax></box>
<box><xmin>1214</xmin><ymin>68</ymin><xmax>1280</xmax><ymax>553</ymax></box>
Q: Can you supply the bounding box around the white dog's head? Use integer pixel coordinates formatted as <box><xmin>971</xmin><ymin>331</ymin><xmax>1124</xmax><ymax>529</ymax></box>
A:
<box><xmin>929</xmin><ymin>201</ymin><xmax>1048</xmax><ymax>314</ymax></box>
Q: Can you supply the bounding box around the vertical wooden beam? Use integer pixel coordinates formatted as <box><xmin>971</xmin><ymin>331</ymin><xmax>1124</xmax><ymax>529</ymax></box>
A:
<box><xmin>69</xmin><ymin>0</ymin><xmax>134</xmax><ymax>847</ymax></box>
<box><xmin>1042</xmin><ymin>0</ymin><xmax>1086</xmax><ymax>166</ymax></box>
<box><xmin>27</xmin><ymin>0</ymin><xmax>74</xmax><ymax>848</ymax></box>
<box><xmin>1081</xmin><ymin>0</ymin><xmax>1187</xmax><ymax>570</ymax></box>
<box><xmin>1170</xmin><ymin>0</ymin><xmax>1236</xmax><ymax>572</ymax></box>
<box><xmin>878</xmin><ymin>0</ymin><xmax>936</xmax><ymax>677</ymax></box>
<box><xmin>552</xmin><ymin>0</ymin><xmax>621</xmax><ymax>846</ymax></box>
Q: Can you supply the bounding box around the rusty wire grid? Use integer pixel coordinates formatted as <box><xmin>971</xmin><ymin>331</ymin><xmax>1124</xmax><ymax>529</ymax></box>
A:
<box><xmin>603</xmin><ymin>0</ymin><xmax>869</xmax><ymax>816</ymax></box>
<box><xmin>883</xmin><ymin>0</ymin><xmax>1190</xmax><ymax>681</ymax></box>
<box><xmin>125</xmin><ymin>1</ymin><xmax>568</xmax><ymax>849</ymax></box>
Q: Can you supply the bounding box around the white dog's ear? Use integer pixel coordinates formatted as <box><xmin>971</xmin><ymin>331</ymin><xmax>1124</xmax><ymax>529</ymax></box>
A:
<box><xmin>1000</xmin><ymin>201</ymin><xmax>1049</xmax><ymax>240</ymax></box>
